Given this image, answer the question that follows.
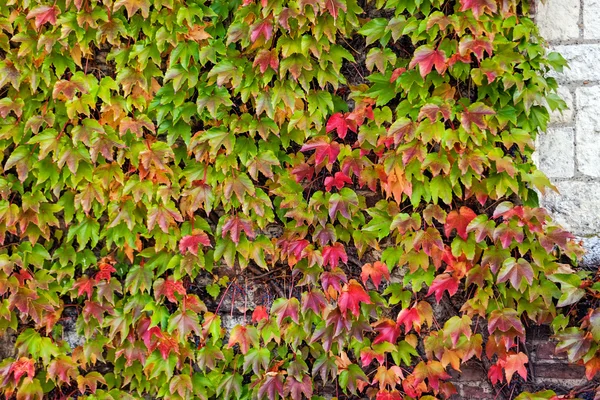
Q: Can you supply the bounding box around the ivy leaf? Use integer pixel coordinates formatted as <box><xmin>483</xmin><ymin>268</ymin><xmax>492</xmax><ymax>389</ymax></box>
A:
<box><xmin>322</xmin><ymin>242</ymin><xmax>348</xmax><ymax>268</ymax></box>
<box><xmin>153</xmin><ymin>277</ymin><xmax>186</xmax><ymax>303</ymax></box>
<box><xmin>324</xmin><ymin>0</ymin><xmax>347</xmax><ymax>19</ymax></box>
<box><xmin>284</xmin><ymin>375</ymin><xmax>313</xmax><ymax>400</ymax></box>
<box><xmin>324</xmin><ymin>172</ymin><xmax>353</xmax><ymax>192</ymax></box>
<box><xmin>168</xmin><ymin>309</ymin><xmax>202</xmax><ymax>341</ymax></box>
<box><xmin>555</xmin><ymin>328</ymin><xmax>592</xmax><ymax>363</ymax></box>
<box><xmin>427</xmin><ymin>273</ymin><xmax>459</xmax><ymax>303</ymax></box>
<box><xmin>444</xmin><ymin>207</ymin><xmax>477</xmax><ymax>240</ymax></box>
<box><xmin>373</xmin><ymin>319</ymin><xmax>401</xmax><ymax>344</ymax></box>
<box><xmin>459</xmin><ymin>0</ymin><xmax>498</xmax><ymax>18</ymax></box>
<box><xmin>222</xmin><ymin>215</ymin><xmax>255</xmax><ymax>244</ymax></box>
<box><xmin>497</xmin><ymin>258</ymin><xmax>534</xmax><ymax>290</ymax></box>
<box><xmin>270</xmin><ymin>298</ymin><xmax>300</xmax><ymax>325</ymax></box>
<box><xmin>504</xmin><ymin>352</ymin><xmax>528</xmax><ymax>384</ymax></box>
<box><xmin>179</xmin><ymin>232</ymin><xmax>211</xmax><ymax>255</ymax></box>
<box><xmin>361</xmin><ymin>261</ymin><xmax>390</xmax><ymax>288</ymax></box>
<box><xmin>326</xmin><ymin>113</ymin><xmax>349</xmax><ymax>139</ymax></box>
<box><xmin>253</xmin><ymin>49</ymin><xmax>279</xmax><ymax>73</ymax></box>
<box><xmin>252</xmin><ymin>306</ymin><xmax>269</xmax><ymax>323</ymax></box>
<box><xmin>300</xmin><ymin>137</ymin><xmax>340</xmax><ymax>166</ymax></box>
<box><xmin>26</xmin><ymin>5</ymin><xmax>60</xmax><ymax>29</ymax></box>
<box><xmin>243</xmin><ymin>347</ymin><xmax>270</xmax><ymax>375</ymax></box>
<box><xmin>461</xmin><ymin>103</ymin><xmax>495</xmax><ymax>132</ymax></box>
<box><xmin>409</xmin><ymin>46</ymin><xmax>447</xmax><ymax>78</ymax></box>
<box><xmin>338</xmin><ymin>280</ymin><xmax>371</xmax><ymax>318</ymax></box>
<box><xmin>250</xmin><ymin>20</ymin><xmax>273</xmax><ymax>43</ymax></box>
<box><xmin>113</xmin><ymin>0</ymin><xmax>151</xmax><ymax>18</ymax></box>
<box><xmin>443</xmin><ymin>316</ymin><xmax>472</xmax><ymax>346</ymax></box>
<box><xmin>227</xmin><ymin>325</ymin><xmax>259</xmax><ymax>354</ymax></box>
<box><xmin>258</xmin><ymin>373</ymin><xmax>285</xmax><ymax>400</ymax></box>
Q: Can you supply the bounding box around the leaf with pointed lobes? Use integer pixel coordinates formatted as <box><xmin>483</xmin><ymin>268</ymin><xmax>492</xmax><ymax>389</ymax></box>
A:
<box><xmin>252</xmin><ymin>306</ymin><xmax>269</xmax><ymax>323</ymax></box>
<box><xmin>459</xmin><ymin>0</ymin><xmax>497</xmax><ymax>18</ymax></box>
<box><xmin>497</xmin><ymin>258</ymin><xmax>534</xmax><ymax>289</ymax></box>
<box><xmin>301</xmin><ymin>290</ymin><xmax>327</xmax><ymax>315</ymax></box>
<box><xmin>321</xmin><ymin>267</ymin><xmax>347</xmax><ymax>293</ymax></box>
<box><xmin>322</xmin><ymin>242</ymin><xmax>348</xmax><ymax>268</ymax></box>
<box><xmin>444</xmin><ymin>206</ymin><xmax>477</xmax><ymax>240</ymax></box>
<box><xmin>227</xmin><ymin>324</ymin><xmax>259</xmax><ymax>354</ymax></box>
<box><xmin>9</xmin><ymin>357</ymin><xmax>35</xmax><ymax>383</ymax></box>
<box><xmin>338</xmin><ymin>279</ymin><xmax>371</xmax><ymax>318</ymax></box>
<box><xmin>360</xmin><ymin>347</ymin><xmax>385</xmax><ymax>367</ymax></box>
<box><xmin>222</xmin><ymin>215</ymin><xmax>255</xmax><ymax>244</ymax></box>
<box><xmin>459</xmin><ymin>36</ymin><xmax>493</xmax><ymax>61</ymax></box>
<box><xmin>373</xmin><ymin>365</ymin><xmax>403</xmax><ymax>391</ymax></box>
<box><xmin>504</xmin><ymin>352</ymin><xmax>528</xmax><ymax>384</ymax></box>
<box><xmin>390</xmin><ymin>67</ymin><xmax>406</xmax><ymax>83</ymax></box>
<box><xmin>488</xmin><ymin>362</ymin><xmax>504</xmax><ymax>385</ymax></box>
<box><xmin>372</xmin><ymin>319</ymin><xmax>400</xmax><ymax>345</ymax></box>
<box><xmin>443</xmin><ymin>315</ymin><xmax>472</xmax><ymax>346</ymax></box>
<box><xmin>179</xmin><ymin>232</ymin><xmax>211</xmax><ymax>255</ymax></box>
<box><xmin>555</xmin><ymin>328</ymin><xmax>592</xmax><ymax>363</ymax></box>
<box><xmin>324</xmin><ymin>172</ymin><xmax>353</xmax><ymax>191</ymax></box>
<box><xmin>26</xmin><ymin>5</ymin><xmax>60</xmax><ymax>29</ymax></box>
<box><xmin>413</xmin><ymin>227</ymin><xmax>444</xmax><ymax>257</ymax></box>
<box><xmin>461</xmin><ymin>103</ymin><xmax>495</xmax><ymax>132</ymax></box>
<box><xmin>300</xmin><ymin>137</ymin><xmax>340</xmax><ymax>166</ymax></box>
<box><xmin>487</xmin><ymin>308</ymin><xmax>525</xmax><ymax>336</ymax></box>
<box><xmin>397</xmin><ymin>301</ymin><xmax>433</xmax><ymax>334</ymax></box>
<box><xmin>259</xmin><ymin>373</ymin><xmax>285</xmax><ymax>400</ymax></box>
<box><xmin>376</xmin><ymin>390</ymin><xmax>403</xmax><ymax>400</ymax></box>
<box><xmin>412</xmin><ymin>360</ymin><xmax>451</xmax><ymax>392</ymax></box>
<box><xmin>250</xmin><ymin>20</ymin><xmax>273</xmax><ymax>43</ymax></box>
<box><xmin>253</xmin><ymin>49</ymin><xmax>279</xmax><ymax>73</ymax></box>
<box><xmin>409</xmin><ymin>45</ymin><xmax>447</xmax><ymax>78</ymax></box>
<box><xmin>48</xmin><ymin>355</ymin><xmax>78</xmax><ymax>384</ymax></box>
<box><xmin>427</xmin><ymin>273</ymin><xmax>459</xmax><ymax>303</ymax></box>
<box><xmin>284</xmin><ymin>375</ymin><xmax>313</xmax><ymax>400</ymax></box>
<box><xmin>361</xmin><ymin>261</ymin><xmax>390</xmax><ymax>288</ymax></box>
<box><xmin>324</xmin><ymin>0</ymin><xmax>347</xmax><ymax>19</ymax></box>
<box><xmin>77</xmin><ymin>372</ymin><xmax>106</xmax><ymax>395</ymax></box>
<box><xmin>270</xmin><ymin>297</ymin><xmax>300</xmax><ymax>325</ymax></box>
<box><xmin>153</xmin><ymin>276</ymin><xmax>186</xmax><ymax>303</ymax></box>
<box><xmin>73</xmin><ymin>275</ymin><xmax>94</xmax><ymax>299</ymax></box>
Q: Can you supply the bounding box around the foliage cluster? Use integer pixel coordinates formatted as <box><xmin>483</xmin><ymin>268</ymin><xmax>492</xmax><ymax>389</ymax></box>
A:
<box><xmin>0</xmin><ymin>0</ymin><xmax>598</xmax><ymax>399</ymax></box>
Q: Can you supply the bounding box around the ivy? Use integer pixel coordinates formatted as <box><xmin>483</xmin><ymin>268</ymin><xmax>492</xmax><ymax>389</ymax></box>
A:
<box><xmin>0</xmin><ymin>0</ymin><xmax>597</xmax><ymax>399</ymax></box>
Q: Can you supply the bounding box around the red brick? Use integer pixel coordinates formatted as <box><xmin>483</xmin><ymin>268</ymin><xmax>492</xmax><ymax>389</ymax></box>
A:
<box><xmin>462</xmin><ymin>385</ymin><xmax>494</xmax><ymax>399</ymax></box>
<box><xmin>534</xmin><ymin>364</ymin><xmax>585</xmax><ymax>379</ymax></box>
<box><xmin>535</xmin><ymin>342</ymin><xmax>566</xmax><ymax>361</ymax></box>
<box><xmin>458</xmin><ymin>366</ymin><xmax>487</xmax><ymax>381</ymax></box>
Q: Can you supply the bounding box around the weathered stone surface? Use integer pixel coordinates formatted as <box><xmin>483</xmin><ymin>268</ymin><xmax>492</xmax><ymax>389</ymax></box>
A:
<box><xmin>550</xmin><ymin>45</ymin><xmax>600</xmax><ymax>83</ymax></box>
<box><xmin>576</xmin><ymin>86</ymin><xmax>600</xmax><ymax>177</ymax></box>
<box><xmin>536</xmin><ymin>0</ymin><xmax>580</xmax><ymax>41</ymax></box>
<box><xmin>584</xmin><ymin>0</ymin><xmax>600</xmax><ymax>39</ymax></box>
<box><xmin>541</xmin><ymin>181</ymin><xmax>600</xmax><ymax>236</ymax></box>
<box><xmin>549</xmin><ymin>86</ymin><xmax>574</xmax><ymax>124</ymax></box>
<box><xmin>536</xmin><ymin>127</ymin><xmax>575</xmax><ymax>178</ymax></box>
<box><xmin>580</xmin><ymin>236</ymin><xmax>600</xmax><ymax>268</ymax></box>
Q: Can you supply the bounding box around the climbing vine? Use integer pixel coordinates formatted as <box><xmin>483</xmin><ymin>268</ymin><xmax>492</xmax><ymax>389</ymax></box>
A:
<box><xmin>0</xmin><ymin>0</ymin><xmax>597</xmax><ymax>399</ymax></box>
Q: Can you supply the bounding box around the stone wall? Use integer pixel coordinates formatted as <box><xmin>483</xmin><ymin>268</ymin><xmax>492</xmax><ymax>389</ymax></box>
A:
<box><xmin>535</xmin><ymin>0</ymin><xmax>600</xmax><ymax>267</ymax></box>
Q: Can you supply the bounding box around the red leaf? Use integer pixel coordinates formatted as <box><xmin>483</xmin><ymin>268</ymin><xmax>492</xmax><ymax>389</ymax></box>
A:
<box><xmin>373</xmin><ymin>319</ymin><xmax>400</xmax><ymax>344</ymax></box>
<box><xmin>26</xmin><ymin>5</ymin><xmax>60</xmax><ymax>29</ymax></box>
<box><xmin>361</xmin><ymin>261</ymin><xmax>390</xmax><ymax>288</ymax></box>
<box><xmin>95</xmin><ymin>263</ymin><xmax>116</xmax><ymax>281</ymax></box>
<box><xmin>321</xmin><ymin>268</ymin><xmax>347</xmax><ymax>292</ymax></box>
<box><xmin>360</xmin><ymin>348</ymin><xmax>385</xmax><ymax>367</ymax></box>
<box><xmin>252</xmin><ymin>306</ymin><xmax>269</xmax><ymax>323</ymax></box>
<box><xmin>259</xmin><ymin>373</ymin><xmax>285</xmax><ymax>400</ymax></box>
<box><xmin>324</xmin><ymin>0</ymin><xmax>346</xmax><ymax>19</ymax></box>
<box><xmin>390</xmin><ymin>67</ymin><xmax>406</xmax><ymax>83</ymax></box>
<box><xmin>10</xmin><ymin>358</ymin><xmax>35</xmax><ymax>383</ymax></box>
<box><xmin>222</xmin><ymin>215</ymin><xmax>255</xmax><ymax>244</ymax></box>
<box><xmin>487</xmin><ymin>308</ymin><xmax>525</xmax><ymax>336</ymax></box>
<box><xmin>250</xmin><ymin>20</ymin><xmax>273</xmax><ymax>43</ymax></box>
<box><xmin>504</xmin><ymin>352</ymin><xmax>528</xmax><ymax>384</ymax></box>
<box><xmin>270</xmin><ymin>298</ymin><xmax>300</xmax><ymax>325</ymax></box>
<box><xmin>322</xmin><ymin>242</ymin><xmax>348</xmax><ymax>268</ymax></box>
<box><xmin>179</xmin><ymin>232</ymin><xmax>211</xmax><ymax>255</ymax></box>
<box><xmin>300</xmin><ymin>137</ymin><xmax>340</xmax><ymax>165</ymax></box>
<box><xmin>338</xmin><ymin>279</ymin><xmax>371</xmax><ymax>317</ymax></box>
<box><xmin>444</xmin><ymin>207</ymin><xmax>477</xmax><ymax>240</ymax></box>
<box><xmin>461</xmin><ymin>103</ymin><xmax>495</xmax><ymax>132</ymax></box>
<box><xmin>73</xmin><ymin>275</ymin><xmax>94</xmax><ymax>299</ymax></box>
<box><xmin>497</xmin><ymin>258</ymin><xmax>534</xmax><ymax>289</ymax></box>
<box><xmin>253</xmin><ymin>49</ymin><xmax>279</xmax><ymax>73</ymax></box>
<box><xmin>459</xmin><ymin>36</ymin><xmax>493</xmax><ymax>61</ymax></box>
<box><xmin>488</xmin><ymin>362</ymin><xmax>504</xmax><ymax>385</ymax></box>
<box><xmin>153</xmin><ymin>276</ymin><xmax>186</xmax><ymax>303</ymax></box>
<box><xmin>284</xmin><ymin>375</ymin><xmax>313</xmax><ymax>400</ymax></box>
<box><xmin>301</xmin><ymin>290</ymin><xmax>327</xmax><ymax>315</ymax></box>
<box><xmin>326</xmin><ymin>113</ymin><xmax>349</xmax><ymax>139</ymax></box>
<box><xmin>324</xmin><ymin>172</ymin><xmax>353</xmax><ymax>191</ymax></box>
<box><xmin>227</xmin><ymin>325</ymin><xmax>259</xmax><ymax>354</ymax></box>
<box><xmin>459</xmin><ymin>0</ymin><xmax>498</xmax><ymax>18</ymax></box>
<box><xmin>408</xmin><ymin>46</ymin><xmax>447</xmax><ymax>78</ymax></box>
<box><xmin>291</xmin><ymin>163</ymin><xmax>314</xmax><ymax>182</ymax></box>
<box><xmin>426</xmin><ymin>273</ymin><xmax>459</xmax><ymax>303</ymax></box>
<box><xmin>396</xmin><ymin>308</ymin><xmax>420</xmax><ymax>334</ymax></box>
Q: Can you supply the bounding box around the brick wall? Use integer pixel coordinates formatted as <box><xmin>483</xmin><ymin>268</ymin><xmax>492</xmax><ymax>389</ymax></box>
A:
<box><xmin>534</xmin><ymin>0</ymin><xmax>600</xmax><ymax>267</ymax></box>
